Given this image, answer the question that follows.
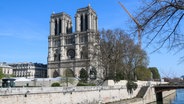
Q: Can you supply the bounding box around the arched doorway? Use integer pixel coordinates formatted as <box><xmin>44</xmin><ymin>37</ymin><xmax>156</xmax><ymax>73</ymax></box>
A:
<box><xmin>64</xmin><ymin>68</ymin><xmax>74</xmax><ymax>77</ymax></box>
<box><xmin>53</xmin><ymin>70</ymin><xmax>59</xmax><ymax>78</ymax></box>
<box><xmin>89</xmin><ymin>67</ymin><xmax>97</xmax><ymax>80</ymax></box>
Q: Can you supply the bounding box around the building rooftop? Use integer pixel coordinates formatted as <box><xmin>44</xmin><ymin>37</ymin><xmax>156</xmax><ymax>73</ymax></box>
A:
<box><xmin>77</xmin><ymin>4</ymin><xmax>96</xmax><ymax>14</ymax></box>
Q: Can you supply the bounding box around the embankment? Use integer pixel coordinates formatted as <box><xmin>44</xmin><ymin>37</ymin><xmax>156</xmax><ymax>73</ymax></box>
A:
<box><xmin>0</xmin><ymin>86</ymin><xmax>140</xmax><ymax>104</ymax></box>
<box><xmin>0</xmin><ymin>80</ymin><xmax>174</xmax><ymax>104</ymax></box>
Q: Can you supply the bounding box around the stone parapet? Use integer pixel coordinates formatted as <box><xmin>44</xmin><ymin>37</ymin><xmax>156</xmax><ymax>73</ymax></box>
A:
<box><xmin>0</xmin><ymin>86</ymin><xmax>141</xmax><ymax>104</ymax></box>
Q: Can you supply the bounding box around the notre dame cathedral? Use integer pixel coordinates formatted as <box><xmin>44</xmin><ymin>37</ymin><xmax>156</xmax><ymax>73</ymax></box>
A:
<box><xmin>47</xmin><ymin>5</ymin><xmax>103</xmax><ymax>79</ymax></box>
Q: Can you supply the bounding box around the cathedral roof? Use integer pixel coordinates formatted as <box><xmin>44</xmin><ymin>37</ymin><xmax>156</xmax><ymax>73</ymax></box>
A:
<box><xmin>77</xmin><ymin>4</ymin><xmax>96</xmax><ymax>14</ymax></box>
<box><xmin>51</xmin><ymin>12</ymin><xmax>71</xmax><ymax>19</ymax></box>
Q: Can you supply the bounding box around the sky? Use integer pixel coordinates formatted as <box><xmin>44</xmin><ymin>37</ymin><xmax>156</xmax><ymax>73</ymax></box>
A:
<box><xmin>0</xmin><ymin>0</ymin><xmax>183</xmax><ymax>77</ymax></box>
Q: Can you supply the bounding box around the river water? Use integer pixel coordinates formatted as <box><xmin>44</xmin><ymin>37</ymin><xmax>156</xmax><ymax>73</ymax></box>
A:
<box><xmin>150</xmin><ymin>89</ymin><xmax>184</xmax><ymax>104</ymax></box>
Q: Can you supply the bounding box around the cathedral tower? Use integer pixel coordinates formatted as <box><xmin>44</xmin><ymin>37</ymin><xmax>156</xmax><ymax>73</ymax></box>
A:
<box><xmin>47</xmin><ymin>5</ymin><xmax>102</xmax><ymax>79</ymax></box>
<box><xmin>75</xmin><ymin>4</ymin><xmax>98</xmax><ymax>32</ymax></box>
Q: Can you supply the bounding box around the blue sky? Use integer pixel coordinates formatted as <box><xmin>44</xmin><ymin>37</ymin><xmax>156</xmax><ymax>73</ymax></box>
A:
<box><xmin>0</xmin><ymin>0</ymin><xmax>183</xmax><ymax>77</ymax></box>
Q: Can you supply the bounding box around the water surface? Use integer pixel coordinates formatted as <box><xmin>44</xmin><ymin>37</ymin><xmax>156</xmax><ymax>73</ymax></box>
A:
<box><xmin>150</xmin><ymin>89</ymin><xmax>184</xmax><ymax>104</ymax></box>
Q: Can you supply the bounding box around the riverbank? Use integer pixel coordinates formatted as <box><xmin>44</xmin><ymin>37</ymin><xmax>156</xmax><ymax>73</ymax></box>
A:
<box><xmin>149</xmin><ymin>90</ymin><xmax>176</xmax><ymax>104</ymax></box>
<box><xmin>0</xmin><ymin>80</ymin><xmax>170</xmax><ymax>104</ymax></box>
<box><xmin>108</xmin><ymin>87</ymin><xmax>176</xmax><ymax>104</ymax></box>
<box><xmin>0</xmin><ymin>86</ymin><xmax>175</xmax><ymax>104</ymax></box>
<box><xmin>0</xmin><ymin>86</ymin><xmax>141</xmax><ymax>104</ymax></box>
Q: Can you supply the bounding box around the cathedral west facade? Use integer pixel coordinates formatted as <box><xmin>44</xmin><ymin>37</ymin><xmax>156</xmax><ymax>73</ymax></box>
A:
<box><xmin>47</xmin><ymin>5</ymin><xmax>102</xmax><ymax>79</ymax></box>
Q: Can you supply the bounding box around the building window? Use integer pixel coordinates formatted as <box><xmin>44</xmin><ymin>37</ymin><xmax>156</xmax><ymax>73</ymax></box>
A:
<box><xmin>59</xmin><ymin>19</ymin><xmax>61</xmax><ymax>34</ymax></box>
<box><xmin>85</xmin><ymin>14</ymin><xmax>88</xmax><ymax>31</ymax></box>
<box><xmin>54</xmin><ymin>49</ymin><xmax>60</xmax><ymax>61</ymax></box>
<box><xmin>66</xmin><ymin>22</ymin><xmax>69</xmax><ymax>34</ymax></box>
<box><xmin>55</xmin><ymin>19</ymin><xmax>57</xmax><ymax>35</ymax></box>
<box><xmin>80</xmin><ymin>15</ymin><xmax>83</xmax><ymax>31</ymax></box>
<box><xmin>65</xmin><ymin>36</ymin><xmax>75</xmax><ymax>44</ymax></box>
<box><xmin>67</xmin><ymin>49</ymin><xmax>75</xmax><ymax>59</ymax></box>
<box><xmin>80</xmin><ymin>51</ymin><xmax>83</xmax><ymax>59</ymax></box>
<box><xmin>54</xmin><ymin>40</ymin><xmax>60</xmax><ymax>47</ymax></box>
<box><xmin>81</xmin><ymin>46</ymin><xmax>88</xmax><ymax>59</ymax></box>
<box><xmin>80</xmin><ymin>35</ymin><xmax>88</xmax><ymax>43</ymax></box>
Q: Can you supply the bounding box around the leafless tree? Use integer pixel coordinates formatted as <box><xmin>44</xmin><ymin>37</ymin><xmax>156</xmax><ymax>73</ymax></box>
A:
<box><xmin>98</xmin><ymin>29</ymin><xmax>149</xmax><ymax>81</ymax></box>
<box><xmin>121</xmin><ymin>40</ymin><xmax>148</xmax><ymax>80</ymax></box>
<box><xmin>135</xmin><ymin>0</ymin><xmax>184</xmax><ymax>53</ymax></box>
<box><xmin>99</xmin><ymin>29</ymin><xmax>116</xmax><ymax>80</ymax></box>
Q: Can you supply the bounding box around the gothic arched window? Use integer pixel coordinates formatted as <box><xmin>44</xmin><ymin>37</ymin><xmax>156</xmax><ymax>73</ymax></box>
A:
<box><xmin>59</xmin><ymin>19</ymin><xmax>61</xmax><ymax>34</ymax></box>
<box><xmin>85</xmin><ymin>14</ymin><xmax>88</xmax><ymax>31</ymax></box>
<box><xmin>81</xmin><ymin>46</ymin><xmax>88</xmax><ymax>59</ymax></box>
<box><xmin>80</xmin><ymin>15</ymin><xmax>83</xmax><ymax>31</ymax></box>
<box><xmin>54</xmin><ymin>49</ymin><xmax>60</xmax><ymax>61</ymax></box>
<box><xmin>55</xmin><ymin>19</ymin><xmax>57</xmax><ymax>35</ymax></box>
<box><xmin>53</xmin><ymin>70</ymin><xmax>59</xmax><ymax>78</ymax></box>
<box><xmin>80</xmin><ymin>51</ymin><xmax>83</xmax><ymax>59</ymax></box>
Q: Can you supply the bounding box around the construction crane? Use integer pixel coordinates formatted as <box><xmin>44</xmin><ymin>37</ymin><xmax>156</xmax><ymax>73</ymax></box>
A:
<box><xmin>118</xmin><ymin>1</ymin><xmax>143</xmax><ymax>48</ymax></box>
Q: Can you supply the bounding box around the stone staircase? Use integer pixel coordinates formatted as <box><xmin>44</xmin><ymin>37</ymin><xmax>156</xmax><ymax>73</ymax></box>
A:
<box><xmin>136</xmin><ymin>86</ymin><xmax>149</xmax><ymax>98</ymax></box>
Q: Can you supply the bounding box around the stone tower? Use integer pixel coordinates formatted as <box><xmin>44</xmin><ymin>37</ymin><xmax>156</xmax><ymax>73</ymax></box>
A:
<box><xmin>48</xmin><ymin>5</ymin><xmax>102</xmax><ymax>79</ymax></box>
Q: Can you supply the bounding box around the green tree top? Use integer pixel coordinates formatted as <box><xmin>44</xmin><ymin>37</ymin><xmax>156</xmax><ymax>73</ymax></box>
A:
<box><xmin>149</xmin><ymin>67</ymin><xmax>160</xmax><ymax>80</ymax></box>
<box><xmin>135</xmin><ymin>66</ymin><xmax>151</xmax><ymax>81</ymax></box>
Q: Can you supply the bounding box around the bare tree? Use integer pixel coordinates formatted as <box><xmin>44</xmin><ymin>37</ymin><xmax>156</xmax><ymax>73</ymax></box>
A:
<box><xmin>99</xmin><ymin>29</ymin><xmax>116</xmax><ymax>80</ymax></box>
<box><xmin>136</xmin><ymin>0</ymin><xmax>184</xmax><ymax>53</ymax></box>
<box><xmin>98</xmin><ymin>29</ymin><xmax>149</xmax><ymax>81</ymax></box>
<box><xmin>120</xmin><ymin>34</ymin><xmax>148</xmax><ymax>80</ymax></box>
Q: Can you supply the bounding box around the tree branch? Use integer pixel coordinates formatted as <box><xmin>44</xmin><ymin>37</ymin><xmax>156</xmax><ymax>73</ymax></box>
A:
<box><xmin>146</xmin><ymin>9</ymin><xmax>178</xmax><ymax>47</ymax></box>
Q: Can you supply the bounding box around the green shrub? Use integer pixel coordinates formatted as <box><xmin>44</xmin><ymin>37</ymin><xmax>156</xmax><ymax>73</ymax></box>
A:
<box><xmin>79</xmin><ymin>68</ymin><xmax>88</xmax><ymax>82</ymax></box>
<box><xmin>126</xmin><ymin>80</ymin><xmax>138</xmax><ymax>94</ymax></box>
<box><xmin>149</xmin><ymin>67</ymin><xmax>160</xmax><ymax>80</ymax></box>
<box><xmin>51</xmin><ymin>82</ymin><xmax>60</xmax><ymax>87</ymax></box>
<box><xmin>135</xmin><ymin>66</ymin><xmax>151</xmax><ymax>81</ymax></box>
<box><xmin>77</xmin><ymin>82</ymin><xmax>96</xmax><ymax>86</ymax></box>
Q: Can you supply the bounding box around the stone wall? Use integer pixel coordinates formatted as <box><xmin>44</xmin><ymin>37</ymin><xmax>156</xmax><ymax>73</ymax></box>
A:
<box><xmin>0</xmin><ymin>77</ymin><xmax>79</xmax><ymax>87</ymax></box>
<box><xmin>0</xmin><ymin>80</ymin><xmax>173</xmax><ymax>104</ymax></box>
<box><xmin>102</xmin><ymin>80</ymin><xmax>167</xmax><ymax>86</ymax></box>
<box><xmin>135</xmin><ymin>86</ymin><xmax>176</xmax><ymax>104</ymax></box>
<box><xmin>0</xmin><ymin>86</ymin><xmax>141</xmax><ymax>104</ymax></box>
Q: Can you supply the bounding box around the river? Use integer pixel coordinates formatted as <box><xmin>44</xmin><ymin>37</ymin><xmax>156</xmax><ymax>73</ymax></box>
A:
<box><xmin>150</xmin><ymin>89</ymin><xmax>184</xmax><ymax>104</ymax></box>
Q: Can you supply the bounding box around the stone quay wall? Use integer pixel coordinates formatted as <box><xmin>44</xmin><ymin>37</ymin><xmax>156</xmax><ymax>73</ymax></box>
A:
<box><xmin>142</xmin><ymin>86</ymin><xmax>176</xmax><ymax>104</ymax></box>
<box><xmin>127</xmin><ymin>87</ymin><xmax>176</xmax><ymax>104</ymax></box>
<box><xmin>0</xmin><ymin>86</ymin><xmax>141</xmax><ymax>104</ymax></box>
